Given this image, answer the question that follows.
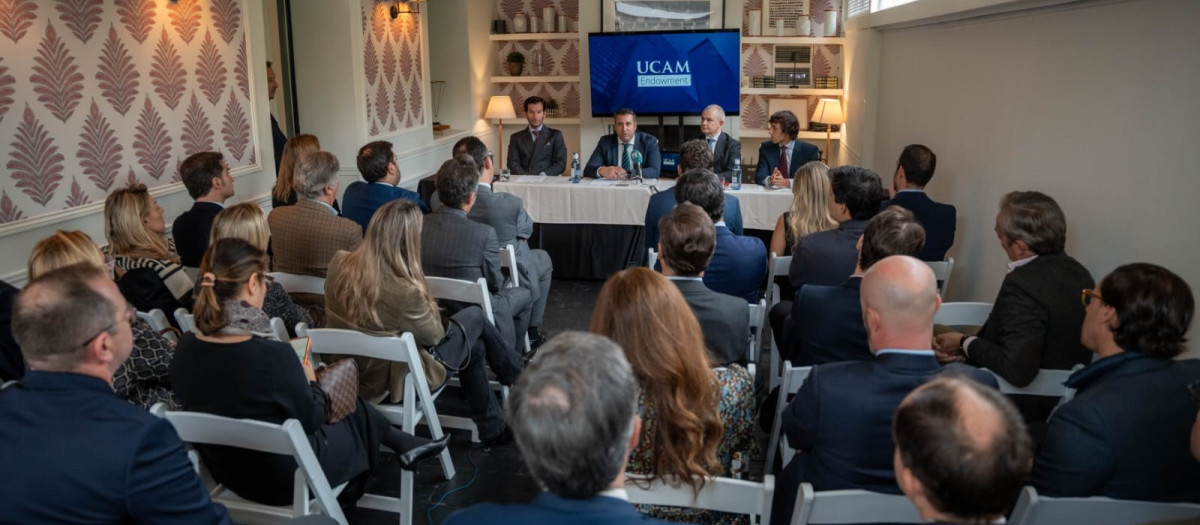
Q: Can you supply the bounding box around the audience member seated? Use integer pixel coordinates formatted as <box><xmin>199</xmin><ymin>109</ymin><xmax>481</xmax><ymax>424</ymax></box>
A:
<box><xmin>676</xmin><ymin>168</ymin><xmax>767</xmax><ymax>303</ymax></box>
<box><xmin>585</xmin><ymin>108</ymin><xmax>662</xmax><ymax>179</ymax></box>
<box><xmin>268</xmin><ymin>150</ymin><xmax>362</xmax><ymax>277</ymax></box>
<box><xmin>0</xmin><ymin>279</ymin><xmax>20</xmax><ymax>381</ymax></box>
<box><xmin>700</xmin><ymin>104</ymin><xmax>742</xmax><ymax>181</ymax></box>
<box><xmin>934</xmin><ymin>191</ymin><xmax>1094</xmax><ymax>425</ymax></box>
<box><xmin>325</xmin><ymin>200</ymin><xmax>523</xmax><ymax>447</ymax></box>
<box><xmin>770</xmin><ymin>161</ymin><xmax>837</xmax><ymax>259</ymax></box>
<box><xmin>28</xmin><ymin>230</ymin><xmax>177</xmax><ymax>409</ymax></box>
<box><xmin>421</xmin><ymin>157</ymin><xmax>533</xmax><ymax>352</ymax></box>
<box><xmin>880</xmin><ymin>144</ymin><xmax>956</xmax><ymax>261</ymax></box>
<box><xmin>643</xmin><ymin>138</ymin><xmax>743</xmax><ymax>251</ymax></box>
<box><xmin>170</xmin><ymin>238</ymin><xmax>448</xmax><ymax>510</ymax></box>
<box><xmin>591</xmin><ymin>268</ymin><xmax>754</xmax><ymax>525</ymax></box>
<box><xmin>105</xmin><ymin>183</ymin><xmax>194</xmax><ymax>313</ymax></box>
<box><xmin>0</xmin><ymin>264</ymin><xmax>233</xmax><ymax>524</ymax></box>
<box><xmin>782</xmin><ymin>206</ymin><xmax>926</xmax><ymax>366</ymax></box>
<box><xmin>788</xmin><ymin>165</ymin><xmax>884</xmax><ymax>290</ymax></box>
<box><xmin>173</xmin><ymin>151</ymin><xmax>235</xmax><ymax>269</ymax></box>
<box><xmin>1192</xmin><ymin>409</ymin><xmax>1200</xmax><ymax>463</ymax></box>
<box><xmin>202</xmin><ymin>202</ymin><xmax>313</xmax><ymax>335</ymax></box>
<box><xmin>506</xmin><ymin>96</ymin><xmax>568</xmax><ymax>176</ymax></box>
<box><xmin>342</xmin><ymin>140</ymin><xmax>428</xmax><ymax>231</ymax></box>
<box><xmin>444</xmin><ymin>332</ymin><xmax>674</xmax><ymax>525</ymax></box>
<box><xmin>771</xmin><ymin>256</ymin><xmax>997</xmax><ymax>525</ymax></box>
<box><xmin>1032</xmin><ymin>263</ymin><xmax>1200</xmax><ymax>502</ymax></box>
<box><xmin>755</xmin><ymin>110</ymin><xmax>820</xmax><ymax>187</ymax></box>
<box><xmin>272</xmin><ymin>134</ymin><xmax>337</xmax><ymax>210</ymax></box>
<box><xmin>657</xmin><ymin>203</ymin><xmax>750</xmax><ymax>367</ymax></box>
<box><xmin>447</xmin><ymin>136</ymin><xmax>553</xmax><ymax>348</ymax></box>
<box><xmin>894</xmin><ymin>376</ymin><xmax>1033</xmax><ymax>525</ymax></box>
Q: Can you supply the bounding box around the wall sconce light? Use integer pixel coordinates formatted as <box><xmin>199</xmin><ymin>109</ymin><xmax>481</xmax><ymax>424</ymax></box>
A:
<box><xmin>391</xmin><ymin>0</ymin><xmax>419</xmax><ymax>18</ymax></box>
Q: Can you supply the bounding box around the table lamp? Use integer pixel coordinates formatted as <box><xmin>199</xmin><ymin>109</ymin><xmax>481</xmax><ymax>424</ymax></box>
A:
<box><xmin>811</xmin><ymin>98</ymin><xmax>844</xmax><ymax>165</ymax></box>
<box><xmin>484</xmin><ymin>96</ymin><xmax>517</xmax><ymax>168</ymax></box>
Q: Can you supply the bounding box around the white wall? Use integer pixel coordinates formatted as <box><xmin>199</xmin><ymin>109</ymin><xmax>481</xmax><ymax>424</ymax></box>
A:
<box><xmin>869</xmin><ymin>0</ymin><xmax>1200</xmax><ymax>352</ymax></box>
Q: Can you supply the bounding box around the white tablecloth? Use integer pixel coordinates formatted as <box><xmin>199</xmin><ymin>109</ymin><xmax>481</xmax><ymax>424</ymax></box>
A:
<box><xmin>494</xmin><ymin>175</ymin><xmax>792</xmax><ymax>230</ymax></box>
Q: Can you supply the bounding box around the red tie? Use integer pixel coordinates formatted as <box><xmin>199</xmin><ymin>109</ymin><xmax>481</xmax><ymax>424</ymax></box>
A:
<box><xmin>532</xmin><ymin>130</ymin><xmax>540</xmax><ymax>144</ymax></box>
<box><xmin>779</xmin><ymin>145</ymin><xmax>789</xmax><ymax>178</ymax></box>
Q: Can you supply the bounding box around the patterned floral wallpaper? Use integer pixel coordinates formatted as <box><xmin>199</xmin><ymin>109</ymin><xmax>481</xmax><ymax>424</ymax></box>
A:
<box><xmin>0</xmin><ymin>0</ymin><xmax>255</xmax><ymax>225</ymax></box>
<box><xmin>361</xmin><ymin>1</ymin><xmax>424</xmax><ymax>137</ymax></box>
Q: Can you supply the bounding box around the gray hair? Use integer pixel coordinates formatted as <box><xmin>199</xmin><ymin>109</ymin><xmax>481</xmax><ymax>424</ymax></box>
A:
<box><xmin>13</xmin><ymin>264</ymin><xmax>114</xmax><ymax>370</ymax></box>
<box><xmin>702</xmin><ymin>104</ymin><xmax>725</xmax><ymax>121</ymax></box>
<box><xmin>997</xmin><ymin>191</ymin><xmax>1067</xmax><ymax>255</ymax></box>
<box><xmin>293</xmin><ymin>150</ymin><xmax>340</xmax><ymax>200</ymax></box>
<box><xmin>508</xmin><ymin>332</ymin><xmax>639</xmax><ymax>498</ymax></box>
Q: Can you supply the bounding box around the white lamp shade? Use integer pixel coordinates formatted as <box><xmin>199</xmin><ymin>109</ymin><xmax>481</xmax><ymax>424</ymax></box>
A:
<box><xmin>485</xmin><ymin>96</ymin><xmax>517</xmax><ymax>119</ymax></box>
<box><xmin>812</xmin><ymin>98</ymin><xmax>845</xmax><ymax>125</ymax></box>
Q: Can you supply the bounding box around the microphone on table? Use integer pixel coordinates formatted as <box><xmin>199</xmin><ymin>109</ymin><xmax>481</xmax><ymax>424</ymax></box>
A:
<box><xmin>629</xmin><ymin>150</ymin><xmax>644</xmax><ymax>184</ymax></box>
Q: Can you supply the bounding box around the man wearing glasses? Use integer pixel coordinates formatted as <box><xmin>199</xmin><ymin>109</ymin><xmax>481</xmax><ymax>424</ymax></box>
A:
<box><xmin>933</xmin><ymin>191</ymin><xmax>1094</xmax><ymax>427</ymax></box>
<box><xmin>0</xmin><ymin>264</ymin><xmax>233</xmax><ymax>524</ymax></box>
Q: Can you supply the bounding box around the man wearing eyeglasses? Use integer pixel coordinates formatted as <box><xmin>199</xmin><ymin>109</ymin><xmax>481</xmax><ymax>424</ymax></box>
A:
<box><xmin>0</xmin><ymin>264</ymin><xmax>233</xmax><ymax>524</ymax></box>
<box><xmin>933</xmin><ymin>191</ymin><xmax>1094</xmax><ymax>427</ymax></box>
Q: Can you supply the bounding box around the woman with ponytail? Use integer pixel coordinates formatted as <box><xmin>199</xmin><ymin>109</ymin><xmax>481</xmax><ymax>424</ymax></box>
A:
<box><xmin>170</xmin><ymin>238</ymin><xmax>448</xmax><ymax>510</ymax></box>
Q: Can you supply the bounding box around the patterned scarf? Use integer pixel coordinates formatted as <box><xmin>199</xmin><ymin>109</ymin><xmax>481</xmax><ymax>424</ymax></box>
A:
<box><xmin>216</xmin><ymin>300</ymin><xmax>279</xmax><ymax>341</ymax></box>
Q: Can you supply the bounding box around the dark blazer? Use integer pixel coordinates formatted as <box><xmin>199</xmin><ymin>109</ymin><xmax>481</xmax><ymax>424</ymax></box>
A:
<box><xmin>770</xmin><ymin>352</ymin><xmax>997</xmax><ymax>525</ymax></box>
<box><xmin>754</xmin><ymin>140</ymin><xmax>821</xmax><ymax>185</ymax></box>
<box><xmin>444</xmin><ymin>492</ymin><xmax>675</xmax><ymax>525</ymax></box>
<box><xmin>508</xmin><ymin>126</ymin><xmax>568</xmax><ymax>176</ymax></box>
<box><xmin>1032</xmin><ymin>353</ymin><xmax>1200</xmax><ymax>503</ymax></box>
<box><xmin>271</xmin><ymin>114</ymin><xmax>286</xmax><ymax>170</ymax></box>
<box><xmin>584</xmin><ymin>130</ymin><xmax>662</xmax><ymax>179</ymax></box>
<box><xmin>967</xmin><ymin>253</ymin><xmax>1093</xmax><ymax>421</ymax></box>
<box><xmin>0</xmin><ymin>371</ymin><xmax>232</xmax><ymax>524</ymax></box>
<box><xmin>788</xmin><ymin>219</ymin><xmax>867</xmax><ymax>290</ymax></box>
<box><xmin>706</xmin><ymin>131</ymin><xmax>743</xmax><ymax>181</ymax></box>
<box><xmin>0</xmin><ymin>280</ymin><xmax>24</xmax><ymax>381</ymax></box>
<box><xmin>341</xmin><ymin>180</ymin><xmax>428</xmax><ymax>232</ymax></box>
<box><xmin>267</xmin><ymin>199</ymin><xmax>362</xmax><ymax>277</ymax></box>
<box><xmin>643</xmin><ymin>189</ymin><xmax>743</xmax><ymax>250</ymax></box>
<box><xmin>783</xmin><ymin>278</ymin><xmax>870</xmax><ymax>366</ymax></box>
<box><xmin>672</xmin><ymin>278</ymin><xmax>750</xmax><ymax>366</ymax></box>
<box><xmin>172</xmin><ymin>201</ymin><xmax>223</xmax><ymax>268</ymax></box>
<box><xmin>705</xmin><ymin>225</ymin><xmax>767</xmax><ymax>304</ymax></box>
<box><xmin>881</xmin><ymin>190</ymin><xmax>956</xmax><ymax>261</ymax></box>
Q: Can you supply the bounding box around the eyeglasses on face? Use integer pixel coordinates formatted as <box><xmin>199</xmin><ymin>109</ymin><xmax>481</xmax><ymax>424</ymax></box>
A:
<box><xmin>1081</xmin><ymin>288</ymin><xmax>1102</xmax><ymax>307</ymax></box>
<box><xmin>79</xmin><ymin>302</ymin><xmax>135</xmax><ymax>348</ymax></box>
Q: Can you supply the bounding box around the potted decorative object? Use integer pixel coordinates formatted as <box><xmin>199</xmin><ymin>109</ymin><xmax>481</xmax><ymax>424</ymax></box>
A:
<box><xmin>544</xmin><ymin>97</ymin><xmax>559</xmax><ymax>117</ymax></box>
<box><xmin>506</xmin><ymin>51</ymin><xmax>525</xmax><ymax>76</ymax></box>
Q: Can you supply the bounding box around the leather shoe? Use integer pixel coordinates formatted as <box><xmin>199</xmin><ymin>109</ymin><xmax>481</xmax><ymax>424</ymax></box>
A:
<box><xmin>397</xmin><ymin>434</ymin><xmax>450</xmax><ymax>470</ymax></box>
<box><xmin>482</xmin><ymin>427</ymin><xmax>513</xmax><ymax>451</ymax></box>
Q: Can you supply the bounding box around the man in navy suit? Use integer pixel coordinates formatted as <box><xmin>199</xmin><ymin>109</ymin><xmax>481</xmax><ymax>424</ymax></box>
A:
<box><xmin>755</xmin><ymin>110</ymin><xmax>820</xmax><ymax>187</ymax></box>
<box><xmin>173</xmin><ymin>151</ymin><xmax>234</xmax><ymax>269</ymax></box>
<box><xmin>507</xmin><ymin>96</ymin><xmax>568</xmax><ymax>176</ymax></box>
<box><xmin>770</xmin><ymin>256</ymin><xmax>997</xmax><ymax>525</ymax></box>
<box><xmin>701</xmin><ymin>104</ymin><xmax>742</xmax><ymax>182</ymax></box>
<box><xmin>782</xmin><ymin>206</ymin><xmax>926</xmax><ymax>366</ymax></box>
<box><xmin>643</xmin><ymin>139</ymin><xmax>743</xmax><ymax>250</ymax></box>
<box><xmin>585</xmin><ymin>108</ymin><xmax>661</xmax><ymax>179</ymax></box>
<box><xmin>676</xmin><ymin>168</ymin><xmax>766</xmax><ymax>303</ymax></box>
<box><xmin>445</xmin><ymin>332</ymin><xmax>673</xmax><ymax>525</ymax></box>
<box><xmin>895</xmin><ymin>377</ymin><xmax>1033</xmax><ymax>525</ymax></box>
<box><xmin>267</xmin><ymin>61</ymin><xmax>286</xmax><ymax>170</ymax></box>
<box><xmin>342</xmin><ymin>140</ymin><xmax>429</xmax><ymax>231</ymax></box>
<box><xmin>0</xmin><ymin>264</ymin><xmax>232</xmax><ymax>524</ymax></box>
<box><xmin>879</xmin><ymin>144</ymin><xmax>956</xmax><ymax>261</ymax></box>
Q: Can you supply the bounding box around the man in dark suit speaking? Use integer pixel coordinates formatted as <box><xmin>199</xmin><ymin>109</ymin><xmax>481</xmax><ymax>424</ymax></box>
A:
<box><xmin>585</xmin><ymin>108</ymin><xmax>661</xmax><ymax>179</ymax></box>
<box><xmin>506</xmin><ymin>96</ymin><xmax>568</xmax><ymax>176</ymax></box>
<box><xmin>880</xmin><ymin>144</ymin><xmax>956</xmax><ymax>261</ymax></box>
<box><xmin>755</xmin><ymin>110</ymin><xmax>820</xmax><ymax>187</ymax></box>
<box><xmin>700</xmin><ymin>104</ymin><xmax>742</xmax><ymax>182</ymax></box>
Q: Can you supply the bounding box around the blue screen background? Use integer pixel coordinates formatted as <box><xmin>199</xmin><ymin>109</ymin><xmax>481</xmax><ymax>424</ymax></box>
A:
<box><xmin>589</xmin><ymin>30</ymin><xmax>740</xmax><ymax>116</ymax></box>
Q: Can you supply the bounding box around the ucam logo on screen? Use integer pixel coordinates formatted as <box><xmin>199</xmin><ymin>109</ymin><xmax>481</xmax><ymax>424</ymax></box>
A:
<box><xmin>636</xmin><ymin>60</ymin><xmax>691</xmax><ymax>87</ymax></box>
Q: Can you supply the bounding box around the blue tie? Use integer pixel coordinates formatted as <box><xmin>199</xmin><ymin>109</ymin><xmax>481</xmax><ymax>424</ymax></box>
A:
<box><xmin>708</xmin><ymin>138</ymin><xmax>716</xmax><ymax>152</ymax></box>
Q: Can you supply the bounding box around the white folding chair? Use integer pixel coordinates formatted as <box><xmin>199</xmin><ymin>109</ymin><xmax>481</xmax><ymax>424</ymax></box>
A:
<box><xmin>626</xmin><ymin>473</ymin><xmax>774</xmax><ymax>525</ymax></box>
<box><xmin>766</xmin><ymin>363</ymin><xmax>813</xmax><ymax>475</ymax></box>
<box><xmin>268</xmin><ymin>273</ymin><xmax>327</xmax><ymax>296</ymax></box>
<box><xmin>924</xmin><ymin>257</ymin><xmax>955</xmax><ymax>298</ymax></box>
<box><xmin>647</xmin><ymin>247</ymin><xmax>658</xmax><ymax>269</ymax></box>
<box><xmin>149</xmin><ymin>404</ymin><xmax>352</xmax><ymax>525</ymax></box>
<box><xmin>292</xmin><ymin>328</ymin><xmax>454</xmax><ymax>525</ymax></box>
<box><xmin>765</xmin><ymin>253</ymin><xmax>792</xmax><ymax>389</ymax></box>
<box><xmin>934</xmin><ymin>302</ymin><xmax>992</xmax><ymax>327</ymax></box>
<box><xmin>496</xmin><ymin>244</ymin><xmax>532</xmax><ymax>353</ymax></box>
<box><xmin>270</xmin><ymin>317</ymin><xmax>289</xmax><ymax>342</ymax></box>
<box><xmin>175</xmin><ymin>307</ymin><xmax>195</xmax><ymax>334</ymax></box>
<box><xmin>989</xmin><ymin>366</ymin><xmax>1082</xmax><ymax>404</ymax></box>
<box><xmin>1008</xmin><ymin>485</ymin><xmax>1200</xmax><ymax>525</ymax></box>
<box><xmin>747</xmin><ymin>299</ymin><xmax>767</xmax><ymax>369</ymax></box>
<box><xmin>792</xmin><ymin>483</ymin><xmax>922</xmax><ymax>524</ymax></box>
<box><xmin>136</xmin><ymin>308</ymin><xmax>178</xmax><ymax>343</ymax></box>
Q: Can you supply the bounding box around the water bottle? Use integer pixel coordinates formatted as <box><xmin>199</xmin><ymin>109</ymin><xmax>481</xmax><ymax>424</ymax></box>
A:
<box><xmin>570</xmin><ymin>152</ymin><xmax>581</xmax><ymax>183</ymax></box>
<box><xmin>731</xmin><ymin>158</ymin><xmax>742</xmax><ymax>191</ymax></box>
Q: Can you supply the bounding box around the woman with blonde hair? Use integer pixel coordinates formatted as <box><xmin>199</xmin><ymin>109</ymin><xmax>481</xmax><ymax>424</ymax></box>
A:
<box><xmin>272</xmin><ymin>134</ymin><xmax>329</xmax><ymax>209</ymax></box>
<box><xmin>26</xmin><ymin>229</ymin><xmax>177</xmax><ymax>408</ymax></box>
<box><xmin>769</xmin><ymin>161</ymin><xmax>838</xmax><ymax>258</ymax></box>
<box><xmin>590</xmin><ymin>267</ymin><xmax>755</xmax><ymax>524</ymax></box>
<box><xmin>104</xmin><ymin>183</ymin><xmax>194</xmax><ymax>311</ymax></box>
<box><xmin>325</xmin><ymin>200</ymin><xmax>520</xmax><ymax>446</ymax></box>
<box><xmin>203</xmin><ymin>202</ymin><xmax>312</xmax><ymax>335</ymax></box>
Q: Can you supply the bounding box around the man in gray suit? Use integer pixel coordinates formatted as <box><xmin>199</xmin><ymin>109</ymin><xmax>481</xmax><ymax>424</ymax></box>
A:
<box><xmin>421</xmin><ymin>157</ymin><xmax>533</xmax><ymax>353</ymax></box>
<box><xmin>700</xmin><ymin>104</ymin><xmax>742</xmax><ymax>182</ymax></box>
<box><xmin>449</xmin><ymin>136</ymin><xmax>553</xmax><ymax>348</ymax></box>
<box><xmin>506</xmin><ymin>96</ymin><xmax>568</xmax><ymax>176</ymax></box>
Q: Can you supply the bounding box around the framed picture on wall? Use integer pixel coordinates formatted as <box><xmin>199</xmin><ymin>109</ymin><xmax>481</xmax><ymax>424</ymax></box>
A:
<box><xmin>600</xmin><ymin>0</ymin><xmax>726</xmax><ymax>32</ymax></box>
<box><xmin>765</xmin><ymin>0</ymin><xmax>809</xmax><ymax>34</ymax></box>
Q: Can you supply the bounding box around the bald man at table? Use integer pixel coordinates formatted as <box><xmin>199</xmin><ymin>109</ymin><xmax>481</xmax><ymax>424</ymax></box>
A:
<box><xmin>584</xmin><ymin>108</ymin><xmax>661</xmax><ymax>180</ymax></box>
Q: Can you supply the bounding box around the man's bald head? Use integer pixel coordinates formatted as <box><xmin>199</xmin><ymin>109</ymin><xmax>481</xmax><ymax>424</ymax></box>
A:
<box><xmin>861</xmin><ymin>255</ymin><xmax>939</xmax><ymax>332</ymax></box>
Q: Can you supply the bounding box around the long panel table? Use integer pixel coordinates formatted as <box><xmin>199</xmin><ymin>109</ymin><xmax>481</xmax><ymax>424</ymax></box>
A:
<box><xmin>493</xmin><ymin>175</ymin><xmax>792</xmax><ymax>279</ymax></box>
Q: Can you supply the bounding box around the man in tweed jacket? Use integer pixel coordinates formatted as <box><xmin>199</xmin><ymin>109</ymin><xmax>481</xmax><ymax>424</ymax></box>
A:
<box><xmin>268</xmin><ymin>150</ymin><xmax>362</xmax><ymax>278</ymax></box>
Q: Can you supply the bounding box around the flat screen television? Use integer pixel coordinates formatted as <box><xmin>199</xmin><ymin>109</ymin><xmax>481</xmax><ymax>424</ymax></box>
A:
<box><xmin>589</xmin><ymin>29</ymin><xmax>740</xmax><ymax>117</ymax></box>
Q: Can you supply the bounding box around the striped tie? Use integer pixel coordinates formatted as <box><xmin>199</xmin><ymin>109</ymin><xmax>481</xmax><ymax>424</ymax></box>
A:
<box><xmin>622</xmin><ymin>143</ymin><xmax>632</xmax><ymax>172</ymax></box>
